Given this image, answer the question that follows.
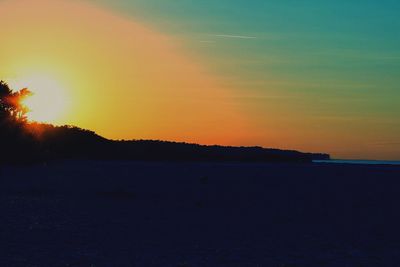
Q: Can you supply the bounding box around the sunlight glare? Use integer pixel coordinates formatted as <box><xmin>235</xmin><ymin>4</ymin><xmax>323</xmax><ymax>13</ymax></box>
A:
<box><xmin>10</xmin><ymin>74</ymin><xmax>70</xmax><ymax>124</ymax></box>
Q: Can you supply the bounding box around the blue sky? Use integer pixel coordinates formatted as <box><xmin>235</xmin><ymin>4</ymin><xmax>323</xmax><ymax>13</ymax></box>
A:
<box><xmin>90</xmin><ymin>0</ymin><xmax>400</xmax><ymax>159</ymax></box>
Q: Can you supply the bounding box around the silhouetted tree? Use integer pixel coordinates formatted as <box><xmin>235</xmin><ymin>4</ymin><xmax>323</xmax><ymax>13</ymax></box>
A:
<box><xmin>0</xmin><ymin>80</ymin><xmax>31</xmax><ymax>122</ymax></box>
<box><xmin>0</xmin><ymin>80</ymin><xmax>12</xmax><ymax>121</ymax></box>
<box><xmin>0</xmin><ymin>80</ymin><xmax>35</xmax><ymax>163</ymax></box>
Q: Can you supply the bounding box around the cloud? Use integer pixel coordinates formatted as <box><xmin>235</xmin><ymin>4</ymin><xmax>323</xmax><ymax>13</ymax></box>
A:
<box><xmin>211</xmin><ymin>34</ymin><xmax>257</xmax><ymax>39</ymax></box>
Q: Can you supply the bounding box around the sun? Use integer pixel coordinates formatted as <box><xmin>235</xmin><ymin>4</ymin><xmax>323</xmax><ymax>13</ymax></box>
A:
<box><xmin>10</xmin><ymin>74</ymin><xmax>70</xmax><ymax>124</ymax></box>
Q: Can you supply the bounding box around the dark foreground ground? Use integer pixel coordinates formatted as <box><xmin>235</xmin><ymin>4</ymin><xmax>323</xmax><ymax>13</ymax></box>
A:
<box><xmin>1</xmin><ymin>161</ymin><xmax>400</xmax><ymax>267</ymax></box>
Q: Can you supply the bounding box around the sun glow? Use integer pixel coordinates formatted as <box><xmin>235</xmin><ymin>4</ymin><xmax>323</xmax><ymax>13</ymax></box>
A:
<box><xmin>11</xmin><ymin>74</ymin><xmax>70</xmax><ymax>124</ymax></box>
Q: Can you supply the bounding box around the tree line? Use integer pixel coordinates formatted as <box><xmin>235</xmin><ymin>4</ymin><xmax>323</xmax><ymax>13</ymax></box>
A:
<box><xmin>0</xmin><ymin>80</ymin><xmax>329</xmax><ymax>164</ymax></box>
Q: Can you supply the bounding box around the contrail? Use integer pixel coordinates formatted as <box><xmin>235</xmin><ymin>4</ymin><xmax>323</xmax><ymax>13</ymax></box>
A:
<box><xmin>212</xmin><ymin>34</ymin><xmax>257</xmax><ymax>39</ymax></box>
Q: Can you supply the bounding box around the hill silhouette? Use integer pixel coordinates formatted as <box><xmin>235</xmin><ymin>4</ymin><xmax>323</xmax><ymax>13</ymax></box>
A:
<box><xmin>0</xmin><ymin>122</ymin><xmax>330</xmax><ymax>164</ymax></box>
<box><xmin>0</xmin><ymin>80</ymin><xmax>329</xmax><ymax>164</ymax></box>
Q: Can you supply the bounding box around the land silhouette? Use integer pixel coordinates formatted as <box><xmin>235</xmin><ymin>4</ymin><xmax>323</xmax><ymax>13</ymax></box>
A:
<box><xmin>0</xmin><ymin>80</ymin><xmax>329</xmax><ymax>164</ymax></box>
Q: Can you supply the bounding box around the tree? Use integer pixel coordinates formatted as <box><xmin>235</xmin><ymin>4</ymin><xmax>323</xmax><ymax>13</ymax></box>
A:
<box><xmin>0</xmin><ymin>80</ymin><xmax>32</xmax><ymax>122</ymax></box>
<box><xmin>0</xmin><ymin>80</ymin><xmax>12</xmax><ymax>98</ymax></box>
<box><xmin>0</xmin><ymin>80</ymin><xmax>12</xmax><ymax>121</ymax></box>
<box><xmin>1</xmin><ymin>80</ymin><xmax>35</xmax><ymax>164</ymax></box>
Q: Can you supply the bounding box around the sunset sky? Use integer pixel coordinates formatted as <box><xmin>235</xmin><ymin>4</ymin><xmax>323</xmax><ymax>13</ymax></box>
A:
<box><xmin>0</xmin><ymin>0</ymin><xmax>399</xmax><ymax>160</ymax></box>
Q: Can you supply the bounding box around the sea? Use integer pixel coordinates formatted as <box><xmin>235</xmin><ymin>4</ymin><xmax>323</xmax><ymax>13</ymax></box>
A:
<box><xmin>314</xmin><ymin>159</ymin><xmax>400</xmax><ymax>165</ymax></box>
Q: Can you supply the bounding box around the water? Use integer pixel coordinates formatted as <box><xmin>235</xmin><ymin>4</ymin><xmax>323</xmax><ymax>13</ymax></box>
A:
<box><xmin>314</xmin><ymin>159</ymin><xmax>400</xmax><ymax>165</ymax></box>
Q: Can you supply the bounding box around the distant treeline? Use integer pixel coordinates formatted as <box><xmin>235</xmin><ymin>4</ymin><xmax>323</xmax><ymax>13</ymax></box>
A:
<box><xmin>0</xmin><ymin>121</ymin><xmax>329</xmax><ymax>164</ymax></box>
<box><xmin>1</xmin><ymin>79</ymin><xmax>329</xmax><ymax>164</ymax></box>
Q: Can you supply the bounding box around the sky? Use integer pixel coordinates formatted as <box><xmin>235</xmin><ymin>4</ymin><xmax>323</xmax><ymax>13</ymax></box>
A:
<box><xmin>0</xmin><ymin>0</ymin><xmax>399</xmax><ymax>160</ymax></box>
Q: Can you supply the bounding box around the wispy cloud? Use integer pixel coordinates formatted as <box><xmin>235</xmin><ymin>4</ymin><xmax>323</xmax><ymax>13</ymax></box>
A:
<box><xmin>211</xmin><ymin>34</ymin><xmax>257</xmax><ymax>39</ymax></box>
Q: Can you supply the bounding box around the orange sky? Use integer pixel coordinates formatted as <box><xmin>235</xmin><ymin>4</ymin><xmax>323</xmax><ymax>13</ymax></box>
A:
<box><xmin>0</xmin><ymin>0</ymin><xmax>257</xmax><ymax>146</ymax></box>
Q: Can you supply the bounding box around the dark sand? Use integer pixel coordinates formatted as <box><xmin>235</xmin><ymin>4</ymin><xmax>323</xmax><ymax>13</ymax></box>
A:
<box><xmin>1</xmin><ymin>161</ymin><xmax>400</xmax><ymax>266</ymax></box>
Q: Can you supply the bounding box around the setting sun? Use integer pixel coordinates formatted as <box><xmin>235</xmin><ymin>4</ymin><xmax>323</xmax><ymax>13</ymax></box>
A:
<box><xmin>10</xmin><ymin>74</ymin><xmax>70</xmax><ymax>124</ymax></box>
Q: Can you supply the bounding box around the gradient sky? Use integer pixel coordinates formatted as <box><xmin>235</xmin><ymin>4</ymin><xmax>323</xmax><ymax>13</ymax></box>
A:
<box><xmin>1</xmin><ymin>0</ymin><xmax>399</xmax><ymax>160</ymax></box>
